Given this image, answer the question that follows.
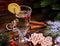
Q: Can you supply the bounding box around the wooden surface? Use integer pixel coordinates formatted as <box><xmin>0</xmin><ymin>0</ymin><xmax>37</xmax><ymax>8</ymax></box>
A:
<box><xmin>0</xmin><ymin>0</ymin><xmax>46</xmax><ymax>24</ymax></box>
<box><xmin>0</xmin><ymin>0</ymin><xmax>46</xmax><ymax>25</ymax></box>
<box><xmin>0</xmin><ymin>0</ymin><xmax>23</xmax><ymax>12</ymax></box>
<box><xmin>0</xmin><ymin>0</ymin><xmax>33</xmax><ymax>16</ymax></box>
<box><xmin>0</xmin><ymin>0</ymin><xmax>22</xmax><ymax>24</ymax></box>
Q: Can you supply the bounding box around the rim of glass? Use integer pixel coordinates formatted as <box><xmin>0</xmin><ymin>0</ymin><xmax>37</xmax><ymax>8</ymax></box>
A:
<box><xmin>20</xmin><ymin>5</ymin><xmax>32</xmax><ymax>13</ymax></box>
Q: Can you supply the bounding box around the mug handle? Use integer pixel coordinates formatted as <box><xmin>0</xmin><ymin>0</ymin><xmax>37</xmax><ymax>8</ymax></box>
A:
<box><xmin>6</xmin><ymin>19</ymin><xmax>19</xmax><ymax>30</ymax></box>
<box><xmin>6</xmin><ymin>23</ymin><xmax>13</xmax><ymax>30</ymax></box>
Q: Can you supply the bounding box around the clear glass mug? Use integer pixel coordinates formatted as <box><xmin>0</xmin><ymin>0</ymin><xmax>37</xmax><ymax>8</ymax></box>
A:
<box><xmin>6</xmin><ymin>5</ymin><xmax>32</xmax><ymax>44</ymax></box>
<box><xmin>15</xmin><ymin>5</ymin><xmax>32</xmax><ymax>36</ymax></box>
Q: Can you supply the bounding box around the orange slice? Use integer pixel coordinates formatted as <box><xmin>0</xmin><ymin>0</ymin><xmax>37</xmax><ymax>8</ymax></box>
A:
<box><xmin>8</xmin><ymin>3</ymin><xmax>21</xmax><ymax>14</ymax></box>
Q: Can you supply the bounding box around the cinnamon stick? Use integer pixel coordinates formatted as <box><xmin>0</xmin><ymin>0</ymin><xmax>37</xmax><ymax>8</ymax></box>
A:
<box><xmin>30</xmin><ymin>21</ymin><xmax>47</xmax><ymax>26</ymax></box>
<box><xmin>30</xmin><ymin>24</ymin><xmax>45</xmax><ymax>30</ymax></box>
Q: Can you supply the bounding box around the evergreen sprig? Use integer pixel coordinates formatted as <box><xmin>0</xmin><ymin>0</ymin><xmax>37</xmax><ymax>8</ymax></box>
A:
<box><xmin>33</xmin><ymin>0</ymin><xmax>60</xmax><ymax>20</ymax></box>
<box><xmin>0</xmin><ymin>32</ymin><xmax>9</xmax><ymax>46</ymax></box>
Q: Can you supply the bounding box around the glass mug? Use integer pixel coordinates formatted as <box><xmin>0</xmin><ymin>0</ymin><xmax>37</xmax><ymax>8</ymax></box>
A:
<box><xmin>6</xmin><ymin>5</ymin><xmax>32</xmax><ymax>44</ymax></box>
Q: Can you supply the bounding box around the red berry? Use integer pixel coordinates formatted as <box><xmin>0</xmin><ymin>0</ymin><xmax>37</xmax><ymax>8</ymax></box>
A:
<box><xmin>10</xmin><ymin>40</ymin><xmax>18</xmax><ymax>46</ymax></box>
<box><xmin>25</xmin><ymin>15</ymin><xmax>30</xmax><ymax>19</ymax></box>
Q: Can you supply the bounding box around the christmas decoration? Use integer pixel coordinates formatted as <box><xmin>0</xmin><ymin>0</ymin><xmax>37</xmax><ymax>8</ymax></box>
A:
<box><xmin>44</xmin><ymin>21</ymin><xmax>60</xmax><ymax>37</ymax></box>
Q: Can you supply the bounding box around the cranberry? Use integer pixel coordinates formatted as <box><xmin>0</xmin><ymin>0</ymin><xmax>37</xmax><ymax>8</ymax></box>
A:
<box><xmin>25</xmin><ymin>15</ymin><xmax>30</xmax><ymax>19</ymax></box>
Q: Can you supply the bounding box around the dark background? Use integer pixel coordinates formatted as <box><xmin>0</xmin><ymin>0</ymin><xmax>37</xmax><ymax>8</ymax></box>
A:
<box><xmin>0</xmin><ymin>0</ymin><xmax>41</xmax><ymax>15</ymax></box>
<box><xmin>0</xmin><ymin>0</ymin><xmax>42</xmax><ymax>25</ymax></box>
<box><xmin>0</xmin><ymin>0</ymin><xmax>60</xmax><ymax>25</ymax></box>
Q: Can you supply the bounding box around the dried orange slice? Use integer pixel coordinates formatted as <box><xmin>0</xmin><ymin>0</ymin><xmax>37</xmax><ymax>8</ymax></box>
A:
<box><xmin>8</xmin><ymin>3</ymin><xmax>21</xmax><ymax>14</ymax></box>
